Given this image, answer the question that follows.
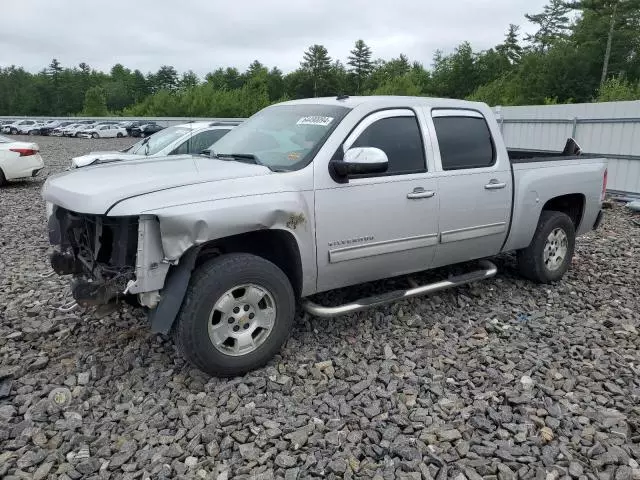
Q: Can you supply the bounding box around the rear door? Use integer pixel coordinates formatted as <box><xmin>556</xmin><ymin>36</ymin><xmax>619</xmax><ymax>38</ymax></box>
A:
<box><xmin>428</xmin><ymin>108</ymin><xmax>512</xmax><ymax>268</ymax></box>
<box><xmin>314</xmin><ymin>108</ymin><xmax>439</xmax><ymax>292</ymax></box>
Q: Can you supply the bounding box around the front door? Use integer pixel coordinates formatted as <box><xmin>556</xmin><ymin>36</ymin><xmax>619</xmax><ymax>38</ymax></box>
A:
<box><xmin>314</xmin><ymin>109</ymin><xmax>440</xmax><ymax>293</ymax></box>
<box><xmin>428</xmin><ymin>108</ymin><xmax>512</xmax><ymax>268</ymax></box>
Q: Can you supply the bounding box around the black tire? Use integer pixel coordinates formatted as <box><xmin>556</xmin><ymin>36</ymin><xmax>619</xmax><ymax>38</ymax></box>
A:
<box><xmin>92</xmin><ymin>132</ymin><xmax>99</xmax><ymax>139</ymax></box>
<box><xmin>517</xmin><ymin>210</ymin><xmax>576</xmax><ymax>283</ymax></box>
<box><xmin>10</xmin><ymin>128</ymin><xmax>17</xmax><ymax>135</ymax></box>
<box><xmin>116</xmin><ymin>132</ymin><xmax>123</xmax><ymax>138</ymax></box>
<box><xmin>172</xmin><ymin>253</ymin><xmax>296</xmax><ymax>377</ymax></box>
<box><xmin>0</xmin><ymin>169</ymin><xmax>7</xmax><ymax>186</ymax></box>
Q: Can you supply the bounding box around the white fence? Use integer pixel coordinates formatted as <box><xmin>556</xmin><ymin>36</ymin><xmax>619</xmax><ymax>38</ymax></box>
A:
<box><xmin>493</xmin><ymin>100</ymin><xmax>640</xmax><ymax>196</ymax></box>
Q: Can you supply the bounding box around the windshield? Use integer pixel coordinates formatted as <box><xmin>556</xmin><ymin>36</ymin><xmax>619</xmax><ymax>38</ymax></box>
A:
<box><xmin>208</xmin><ymin>104</ymin><xmax>351</xmax><ymax>171</ymax></box>
<box><xmin>124</xmin><ymin>125</ymin><xmax>192</xmax><ymax>156</ymax></box>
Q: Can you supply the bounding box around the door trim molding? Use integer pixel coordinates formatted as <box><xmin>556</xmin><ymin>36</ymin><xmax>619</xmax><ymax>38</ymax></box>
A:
<box><xmin>440</xmin><ymin>222</ymin><xmax>507</xmax><ymax>244</ymax></box>
<box><xmin>329</xmin><ymin>233</ymin><xmax>438</xmax><ymax>264</ymax></box>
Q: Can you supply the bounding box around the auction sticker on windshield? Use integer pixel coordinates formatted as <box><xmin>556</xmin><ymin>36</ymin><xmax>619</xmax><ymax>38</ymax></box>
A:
<box><xmin>297</xmin><ymin>116</ymin><xmax>334</xmax><ymax>126</ymax></box>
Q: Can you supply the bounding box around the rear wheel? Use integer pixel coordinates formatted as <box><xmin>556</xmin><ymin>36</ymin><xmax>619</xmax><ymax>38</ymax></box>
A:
<box><xmin>0</xmin><ymin>169</ymin><xmax>7</xmax><ymax>186</ymax></box>
<box><xmin>517</xmin><ymin>210</ymin><xmax>576</xmax><ymax>283</ymax></box>
<box><xmin>172</xmin><ymin>253</ymin><xmax>296</xmax><ymax>377</ymax></box>
<box><xmin>10</xmin><ymin>128</ymin><xmax>17</xmax><ymax>135</ymax></box>
<box><xmin>116</xmin><ymin>132</ymin><xmax>123</xmax><ymax>138</ymax></box>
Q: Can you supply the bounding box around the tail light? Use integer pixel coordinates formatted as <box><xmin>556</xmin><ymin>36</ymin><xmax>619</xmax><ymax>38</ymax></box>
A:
<box><xmin>601</xmin><ymin>168</ymin><xmax>608</xmax><ymax>201</ymax></box>
<box><xmin>10</xmin><ymin>148</ymin><xmax>38</xmax><ymax>157</ymax></box>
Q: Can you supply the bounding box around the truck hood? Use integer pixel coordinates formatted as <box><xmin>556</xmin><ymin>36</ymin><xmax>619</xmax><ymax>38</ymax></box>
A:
<box><xmin>42</xmin><ymin>155</ymin><xmax>272</xmax><ymax>215</ymax></box>
<box><xmin>71</xmin><ymin>151</ymin><xmax>143</xmax><ymax>168</ymax></box>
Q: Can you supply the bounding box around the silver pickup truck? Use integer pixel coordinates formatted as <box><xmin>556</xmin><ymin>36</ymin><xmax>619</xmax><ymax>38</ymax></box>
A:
<box><xmin>42</xmin><ymin>95</ymin><xmax>608</xmax><ymax>376</ymax></box>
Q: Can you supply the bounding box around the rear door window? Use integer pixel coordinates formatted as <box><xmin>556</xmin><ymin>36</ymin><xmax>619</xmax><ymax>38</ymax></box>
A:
<box><xmin>432</xmin><ymin>114</ymin><xmax>495</xmax><ymax>170</ymax></box>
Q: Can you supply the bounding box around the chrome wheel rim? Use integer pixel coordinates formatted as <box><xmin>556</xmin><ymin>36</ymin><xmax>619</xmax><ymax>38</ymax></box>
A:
<box><xmin>207</xmin><ymin>284</ymin><xmax>276</xmax><ymax>356</ymax></box>
<box><xmin>543</xmin><ymin>228</ymin><xmax>568</xmax><ymax>271</ymax></box>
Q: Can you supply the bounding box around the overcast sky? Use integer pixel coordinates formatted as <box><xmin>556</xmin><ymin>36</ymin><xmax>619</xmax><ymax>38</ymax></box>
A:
<box><xmin>1</xmin><ymin>0</ymin><xmax>548</xmax><ymax>77</ymax></box>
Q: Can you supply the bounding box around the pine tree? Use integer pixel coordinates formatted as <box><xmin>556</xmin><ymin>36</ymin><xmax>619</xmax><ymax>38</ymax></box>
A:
<box><xmin>524</xmin><ymin>0</ymin><xmax>572</xmax><ymax>51</ymax></box>
<box><xmin>301</xmin><ymin>44</ymin><xmax>332</xmax><ymax>97</ymax></box>
<box><xmin>497</xmin><ymin>24</ymin><xmax>523</xmax><ymax>64</ymax></box>
<box><xmin>347</xmin><ymin>40</ymin><xmax>373</xmax><ymax>93</ymax></box>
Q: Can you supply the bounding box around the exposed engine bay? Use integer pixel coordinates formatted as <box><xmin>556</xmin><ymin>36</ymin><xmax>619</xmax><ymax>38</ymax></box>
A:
<box><xmin>47</xmin><ymin>206</ymin><xmax>139</xmax><ymax>306</ymax></box>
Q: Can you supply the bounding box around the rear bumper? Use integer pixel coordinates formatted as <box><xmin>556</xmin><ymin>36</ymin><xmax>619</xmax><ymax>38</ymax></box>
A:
<box><xmin>592</xmin><ymin>209</ymin><xmax>604</xmax><ymax>230</ymax></box>
<box><xmin>4</xmin><ymin>154</ymin><xmax>44</xmax><ymax>180</ymax></box>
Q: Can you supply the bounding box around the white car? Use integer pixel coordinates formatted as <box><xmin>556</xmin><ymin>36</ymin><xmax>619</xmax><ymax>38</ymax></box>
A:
<box><xmin>78</xmin><ymin>124</ymin><xmax>128</xmax><ymax>139</ymax></box>
<box><xmin>63</xmin><ymin>124</ymin><xmax>89</xmax><ymax>137</ymax></box>
<box><xmin>0</xmin><ymin>134</ymin><xmax>44</xmax><ymax>185</ymax></box>
<box><xmin>1</xmin><ymin>119</ymin><xmax>39</xmax><ymax>135</ymax></box>
<box><xmin>71</xmin><ymin>121</ymin><xmax>240</xmax><ymax>168</ymax></box>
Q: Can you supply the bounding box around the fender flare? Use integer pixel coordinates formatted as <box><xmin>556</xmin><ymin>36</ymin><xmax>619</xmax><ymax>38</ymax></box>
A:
<box><xmin>148</xmin><ymin>246</ymin><xmax>200</xmax><ymax>335</ymax></box>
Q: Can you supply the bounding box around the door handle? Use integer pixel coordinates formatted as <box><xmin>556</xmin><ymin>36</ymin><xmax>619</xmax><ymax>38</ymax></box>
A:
<box><xmin>485</xmin><ymin>180</ymin><xmax>507</xmax><ymax>190</ymax></box>
<box><xmin>407</xmin><ymin>188</ymin><xmax>436</xmax><ymax>199</ymax></box>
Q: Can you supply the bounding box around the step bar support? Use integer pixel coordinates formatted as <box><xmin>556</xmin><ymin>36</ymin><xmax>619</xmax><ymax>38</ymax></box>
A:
<box><xmin>301</xmin><ymin>260</ymin><xmax>497</xmax><ymax>318</ymax></box>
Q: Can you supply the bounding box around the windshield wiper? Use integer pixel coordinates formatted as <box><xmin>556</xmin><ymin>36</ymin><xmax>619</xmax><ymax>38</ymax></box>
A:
<box><xmin>217</xmin><ymin>153</ymin><xmax>260</xmax><ymax>164</ymax></box>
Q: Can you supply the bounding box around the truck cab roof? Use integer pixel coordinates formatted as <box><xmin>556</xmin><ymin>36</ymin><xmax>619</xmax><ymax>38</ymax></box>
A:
<box><xmin>278</xmin><ymin>95</ymin><xmax>489</xmax><ymax>111</ymax></box>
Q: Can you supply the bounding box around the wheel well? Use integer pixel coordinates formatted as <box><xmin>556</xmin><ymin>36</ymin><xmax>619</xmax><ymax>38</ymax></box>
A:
<box><xmin>195</xmin><ymin>230</ymin><xmax>303</xmax><ymax>298</ymax></box>
<box><xmin>542</xmin><ymin>193</ymin><xmax>585</xmax><ymax>229</ymax></box>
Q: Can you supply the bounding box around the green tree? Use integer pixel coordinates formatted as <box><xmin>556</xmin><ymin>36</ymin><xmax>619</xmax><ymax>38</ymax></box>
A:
<box><xmin>566</xmin><ymin>0</ymin><xmax>640</xmax><ymax>86</ymax></box>
<box><xmin>180</xmin><ymin>70</ymin><xmax>199</xmax><ymax>89</ymax></box>
<box><xmin>496</xmin><ymin>24</ymin><xmax>523</xmax><ymax>64</ymax></box>
<box><xmin>347</xmin><ymin>39</ymin><xmax>373</xmax><ymax>93</ymax></box>
<box><xmin>149</xmin><ymin>65</ymin><xmax>179</xmax><ymax>92</ymax></box>
<box><xmin>596</xmin><ymin>75</ymin><xmax>640</xmax><ymax>100</ymax></box>
<box><xmin>82</xmin><ymin>86</ymin><xmax>108</xmax><ymax>116</ymax></box>
<box><xmin>524</xmin><ymin>0</ymin><xmax>572</xmax><ymax>51</ymax></box>
<box><xmin>301</xmin><ymin>44</ymin><xmax>332</xmax><ymax>96</ymax></box>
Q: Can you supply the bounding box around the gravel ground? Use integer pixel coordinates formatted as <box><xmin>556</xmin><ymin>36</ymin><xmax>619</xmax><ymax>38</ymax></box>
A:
<box><xmin>1</xmin><ymin>135</ymin><xmax>639</xmax><ymax>480</ymax></box>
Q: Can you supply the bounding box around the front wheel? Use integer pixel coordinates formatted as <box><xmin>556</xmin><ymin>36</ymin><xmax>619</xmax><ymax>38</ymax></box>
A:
<box><xmin>517</xmin><ymin>210</ymin><xmax>576</xmax><ymax>283</ymax></box>
<box><xmin>92</xmin><ymin>132</ymin><xmax>99</xmax><ymax>139</ymax></box>
<box><xmin>172</xmin><ymin>253</ymin><xmax>296</xmax><ymax>377</ymax></box>
<box><xmin>10</xmin><ymin>128</ymin><xmax>17</xmax><ymax>135</ymax></box>
<box><xmin>116</xmin><ymin>132</ymin><xmax>123</xmax><ymax>138</ymax></box>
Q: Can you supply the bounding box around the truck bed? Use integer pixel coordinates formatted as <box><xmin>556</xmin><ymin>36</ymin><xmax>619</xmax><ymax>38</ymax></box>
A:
<box><xmin>507</xmin><ymin>138</ymin><xmax>596</xmax><ymax>164</ymax></box>
<box><xmin>507</xmin><ymin>148</ymin><xmax>597</xmax><ymax>164</ymax></box>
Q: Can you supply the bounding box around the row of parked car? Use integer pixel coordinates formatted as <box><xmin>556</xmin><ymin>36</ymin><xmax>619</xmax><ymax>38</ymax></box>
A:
<box><xmin>0</xmin><ymin>119</ymin><xmax>243</xmax><ymax>185</ymax></box>
<box><xmin>0</xmin><ymin>119</ymin><xmax>166</xmax><ymax>138</ymax></box>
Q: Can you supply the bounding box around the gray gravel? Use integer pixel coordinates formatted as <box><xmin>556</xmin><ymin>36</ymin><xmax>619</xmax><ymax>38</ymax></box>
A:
<box><xmin>1</xmin><ymin>135</ymin><xmax>640</xmax><ymax>479</ymax></box>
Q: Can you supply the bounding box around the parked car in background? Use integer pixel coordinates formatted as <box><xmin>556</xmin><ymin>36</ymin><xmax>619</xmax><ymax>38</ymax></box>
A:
<box><xmin>78</xmin><ymin>124</ymin><xmax>128</xmax><ymax>139</ymax></box>
<box><xmin>130</xmin><ymin>122</ymin><xmax>164</xmax><ymax>137</ymax></box>
<box><xmin>41</xmin><ymin>121</ymin><xmax>75</xmax><ymax>136</ymax></box>
<box><xmin>18</xmin><ymin>122</ymin><xmax>46</xmax><ymax>135</ymax></box>
<box><xmin>2</xmin><ymin>119</ymin><xmax>39</xmax><ymax>135</ymax></box>
<box><xmin>63</xmin><ymin>124</ymin><xmax>91</xmax><ymax>137</ymax></box>
<box><xmin>120</xmin><ymin>120</ymin><xmax>147</xmax><ymax>136</ymax></box>
<box><xmin>0</xmin><ymin>134</ymin><xmax>44</xmax><ymax>185</ymax></box>
<box><xmin>71</xmin><ymin>121</ymin><xmax>239</xmax><ymax>168</ymax></box>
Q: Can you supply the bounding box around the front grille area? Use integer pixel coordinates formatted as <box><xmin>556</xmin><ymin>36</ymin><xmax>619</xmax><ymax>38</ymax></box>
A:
<box><xmin>51</xmin><ymin>207</ymin><xmax>138</xmax><ymax>292</ymax></box>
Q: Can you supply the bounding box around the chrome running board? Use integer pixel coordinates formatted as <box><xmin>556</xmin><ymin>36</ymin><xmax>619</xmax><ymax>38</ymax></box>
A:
<box><xmin>302</xmin><ymin>260</ymin><xmax>497</xmax><ymax>318</ymax></box>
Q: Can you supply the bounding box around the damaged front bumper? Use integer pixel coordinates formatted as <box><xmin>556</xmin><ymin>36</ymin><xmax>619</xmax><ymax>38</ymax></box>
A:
<box><xmin>47</xmin><ymin>206</ymin><xmax>169</xmax><ymax>309</ymax></box>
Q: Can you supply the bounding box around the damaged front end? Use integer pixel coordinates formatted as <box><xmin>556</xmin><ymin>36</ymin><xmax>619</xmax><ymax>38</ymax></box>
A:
<box><xmin>48</xmin><ymin>206</ymin><xmax>142</xmax><ymax>307</ymax></box>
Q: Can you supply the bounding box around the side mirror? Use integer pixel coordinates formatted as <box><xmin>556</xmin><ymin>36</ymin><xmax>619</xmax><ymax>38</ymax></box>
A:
<box><xmin>330</xmin><ymin>147</ymin><xmax>389</xmax><ymax>177</ymax></box>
